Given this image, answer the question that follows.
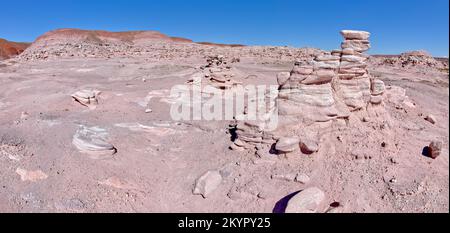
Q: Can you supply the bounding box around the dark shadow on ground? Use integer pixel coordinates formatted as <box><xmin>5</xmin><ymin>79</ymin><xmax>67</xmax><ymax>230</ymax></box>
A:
<box><xmin>272</xmin><ymin>191</ymin><xmax>301</xmax><ymax>213</ymax></box>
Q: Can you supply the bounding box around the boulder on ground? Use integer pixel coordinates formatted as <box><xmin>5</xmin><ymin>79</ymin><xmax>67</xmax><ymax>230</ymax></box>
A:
<box><xmin>300</xmin><ymin>139</ymin><xmax>319</xmax><ymax>154</ymax></box>
<box><xmin>275</xmin><ymin>137</ymin><xmax>300</xmax><ymax>153</ymax></box>
<box><xmin>428</xmin><ymin>141</ymin><xmax>443</xmax><ymax>159</ymax></box>
<box><xmin>285</xmin><ymin>187</ymin><xmax>326</xmax><ymax>213</ymax></box>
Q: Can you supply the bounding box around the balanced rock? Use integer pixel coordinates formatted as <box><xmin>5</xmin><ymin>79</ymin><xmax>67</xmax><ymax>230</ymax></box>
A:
<box><xmin>285</xmin><ymin>187</ymin><xmax>326</xmax><ymax>213</ymax></box>
<box><xmin>193</xmin><ymin>170</ymin><xmax>223</xmax><ymax>198</ymax></box>
<box><xmin>340</xmin><ymin>30</ymin><xmax>371</xmax><ymax>40</ymax></box>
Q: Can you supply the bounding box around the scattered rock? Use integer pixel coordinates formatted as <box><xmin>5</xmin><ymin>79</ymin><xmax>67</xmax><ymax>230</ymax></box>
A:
<box><xmin>327</xmin><ymin>206</ymin><xmax>345</xmax><ymax>213</ymax></box>
<box><xmin>20</xmin><ymin>112</ymin><xmax>30</xmax><ymax>120</ymax></box>
<box><xmin>300</xmin><ymin>139</ymin><xmax>319</xmax><ymax>154</ymax></box>
<box><xmin>275</xmin><ymin>137</ymin><xmax>300</xmax><ymax>153</ymax></box>
<box><xmin>229</xmin><ymin>143</ymin><xmax>244</xmax><ymax>151</ymax></box>
<box><xmin>98</xmin><ymin>177</ymin><xmax>139</xmax><ymax>190</ymax></box>
<box><xmin>71</xmin><ymin>90</ymin><xmax>101</xmax><ymax>108</ymax></box>
<box><xmin>193</xmin><ymin>170</ymin><xmax>223</xmax><ymax>198</ymax></box>
<box><xmin>390</xmin><ymin>157</ymin><xmax>399</xmax><ymax>164</ymax></box>
<box><xmin>403</xmin><ymin>100</ymin><xmax>416</xmax><ymax>108</ymax></box>
<box><xmin>362</xmin><ymin>116</ymin><xmax>371</xmax><ymax>122</ymax></box>
<box><xmin>272</xmin><ymin>173</ymin><xmax>297</xmax><ymax>182</ymax></box>
<box><xmin>285</xmin><ymin>187</ymin><xmax>326</xmax><ymax>213</ymax></box>
<box><xmin>428</xmin><ymin>141</ymin><xmax>443</xmax><ymax>159</ymax></box>
<box><xmin>72</xmin><ymin>126</ymin><xmax>117</xmax><ymax>158</ymax></box>
<box><xmin>425</xmin><ymin>114</ymin><xmax>437</xmax><ymax>124</ymax></box>
<box><xmin>327</xmin><ymin>202</ymin><xmax>345</xmax><ymax>213</ymax></box>
<box><xmin>295</xmin><ymin>174</ymin><xmax>311</xmax><ymax>184</ymax></box>
<box><xmin>257</xmin><ymin>191</ymin><xmax>268</xmax><ymax>200</ymax></box>
<box><xmin>16</xmin><ymin>168</ymin><xmax>48</xmax><ymax>182</ymax></box>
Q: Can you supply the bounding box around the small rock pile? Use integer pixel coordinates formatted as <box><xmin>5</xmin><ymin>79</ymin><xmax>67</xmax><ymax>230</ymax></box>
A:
<box><xmin>369</xmin><ymin>50</ymin><xmax>449</xmax><ymax>71</ymax></box>
<box><xmin>194</xmin><ymin>55</ymin><xmax>242</xmax><ymax>90</ymax></box>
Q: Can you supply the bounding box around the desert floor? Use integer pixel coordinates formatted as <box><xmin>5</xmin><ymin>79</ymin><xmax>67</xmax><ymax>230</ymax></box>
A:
<box><xmin>0</xmin><ymin>54</ymin><xmax>448</xmax><ymax>213</ymax></box>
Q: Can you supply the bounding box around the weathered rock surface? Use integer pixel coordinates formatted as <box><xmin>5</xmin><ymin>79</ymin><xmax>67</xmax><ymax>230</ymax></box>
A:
<box><xmin>193</xmin><ymin>170</ymin><xmax>223</xmax><ymax>198</ymax></box>
<box><xmin>72</xmin><ymin>90</ymin><xmax>101</xmax><ymax>108</ymax></box>
<box><xmin>425</xmin><ymin>114</ymin><xmax>437</xmax><ymax>124</ymax></box>
<box><xmin>285</xmin><ymin>187</ymin><xmax>326</xmax><ymax>213</ymax></box>
<box><xmin>295</xmin><ymin>174</ymin><xmax>311</xmax><ymax>184</ymax></box>
<box><xmin>236</xmin><ymin>30</ymin><xmax>379</xmax><ymax>150</ymax></box>
<box><xmin>300</xmin><ymin>139</ymin><xmax>319</xmax><ymax>154</ymax></box>
<box><xmin>72</xmin><ymin>126</ymin><xmax>117</xmax><ymax>158</ymax></box>
<box><xmin>428</xmin><ymin>141</ymin><xmax>443</xmax><ymax>159</ymax></box>
<box><xmin>275</xmin><ymin>137</ymin><xmax>300</xmax><ymax>153</ymax></box>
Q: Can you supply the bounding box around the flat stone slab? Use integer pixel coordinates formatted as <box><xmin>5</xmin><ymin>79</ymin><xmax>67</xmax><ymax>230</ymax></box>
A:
<box><xmin>72</xmin><ymin>126</ymin><xmax>117</xmax><ymax>159</ymax></box>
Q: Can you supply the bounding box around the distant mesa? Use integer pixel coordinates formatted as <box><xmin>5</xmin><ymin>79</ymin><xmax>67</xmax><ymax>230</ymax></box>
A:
<box><xmin>34</xmin><ymin>28</ymin><xmax>244</xmax><ymax>47</ymax></box>
<box><xmin>0</xmin><ymin>28</ymin><xmax>248</xmax><ymax>60</ymax></box>
<box><xmin>197</xmin><ymin>42</ymin><xmax>245</xmax><ymax>48</ymax></box>
<box><xmin>0</xmin><ymin>38</ymin><xmax>30</xmax><ymax>60</ymax></box>
<box><xmin>34</xmin><ymin>28</ymin><xmax>193</xmax><ymax>44</ymax></box>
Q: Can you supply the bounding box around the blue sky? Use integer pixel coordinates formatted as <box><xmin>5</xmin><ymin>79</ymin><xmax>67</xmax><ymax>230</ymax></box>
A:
<box><xmin>1</xmin><ymin>0</ymin><xmax>448</xmax><ymax>56</ymax></box>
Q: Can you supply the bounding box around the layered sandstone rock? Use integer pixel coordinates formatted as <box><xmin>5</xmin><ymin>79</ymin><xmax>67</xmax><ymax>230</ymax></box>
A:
<box><xmin>235</xmin><ymin>30</ymin><xmax>386</xmax><ymax>153</ymax></box>
<box><xmin>72</xmin><ymin>126</ymin><xmax>117</xmax><ymax>158</ymax></box>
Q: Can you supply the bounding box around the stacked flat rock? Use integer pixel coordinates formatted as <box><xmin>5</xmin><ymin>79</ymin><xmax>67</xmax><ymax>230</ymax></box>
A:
<box><xmin>234</xmin><ymin>30</ymin><xmax>386</xmax><ymax>151</ymax></box>
<box><xmin>232</xmin><ymin>85</ymin><xmax>279</xmax><ymax>149</ymax></box>
<box><xmin>194</xmin><ymin>55</ymin><xmax>242</xmax><ymax>90</ymax></box>
<box><xmin>336</xmin><ymin>30</ymin><xmax>385</xmax><ymax>109</ymax></box>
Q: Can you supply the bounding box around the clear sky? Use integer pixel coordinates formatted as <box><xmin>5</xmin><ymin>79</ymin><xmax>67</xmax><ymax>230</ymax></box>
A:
<box><xmin>1</xmin><ymin>0</ymin><xmax>448</xmax><ymax>56</ymax></box>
